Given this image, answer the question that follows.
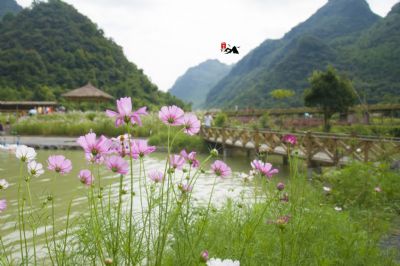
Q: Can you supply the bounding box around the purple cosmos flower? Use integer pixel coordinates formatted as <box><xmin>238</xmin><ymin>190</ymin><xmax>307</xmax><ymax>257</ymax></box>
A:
<box><xmin>200</xmin><ymin>250</ymin><xmax>209</xmax><ymax>262</ymax></box>
<box><xmin>169</xmin><ymin>154</ymin><xmax>185</xmax><ymax>169</ymax></box>
<box><xmin>211</xmin><ymin>160</ymin><xmax>231</xmax><ymax>178</ymax></box>
<box><xmin>106</xmin><ymin>155</ymin><xmax>129</xmax><ymax>175</ymax></box>
<box><xmin>47</xmin><ymin>155</ymin><xmax>72</xmax><ymax>175</ymax></box>
<box><xmin>27</xmin><ymin>161</ymin><xmax>45</xmax><ymax>177</ymax></box>
<box><xmin>159</xmin><ymin>105</ymin><xmax>185</xmax><ymax>126</ymax></box>
<box><xmin>282</xmin><ymin>134</ymin><xmax>297</xmax><ymax>145</ymax></box>
<box><xmin>251</xmin><ymin>160</ymin><xmax>279</xmax><ymax>179</ymax></box>
<box><xmin>148</xmin><ymin>170</ymin><xmax>164</xmax><ymax>183</ymax></box>
<box><xmin>78</xmin><ymin>169</ymin><xmax>94</xmax><ymax>186</ymax></box>
<box><xmin>77</xmin><ymin>133</ymin><xmax>111</xmax><ymax>161</ymax></box>
<box><xmin>106</xmin><ymin>97</ymin><xmax>147</xmax><ymax>127</ymax></box>
<box><xmin>180</xmin><ymin>150</ymin><xmax>200</xmax><ymax>168</ymax></box>
<box><xmin>131</xmin><ymin>140</ymin><xmax>156</xmax><ymax>159</ymax></box>
<box><xmin>0</xmin><ymin>199</ymin><xmax>6</xmax><ymax>213</ymax></box>
<box><xmin>0</xmin><ymin>179</ymin><xmax>9</xmax><ymax>190</ymax></box>
<box><xmin>182</xmin><ymin>114</ymin><xmax>200</xmax><ymax>135</ymax></box>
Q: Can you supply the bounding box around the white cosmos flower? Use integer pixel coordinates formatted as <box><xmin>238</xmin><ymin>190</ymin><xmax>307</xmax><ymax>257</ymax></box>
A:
<box><xmin>334</xmin><ymin>206</ymin><xmax>343</xmax><ymax>212</ymax></box>
<box><xmin>16</xmin><ymin>145</ymin><xmax>37</xmax><ymax>162</ymax></box>
<box><xmin>207</xmin><ymin>258</ymin><xmax>240</xmax><ymax>266</ymax></box>
<box><xmin>0</xmin><ymin>179</ymin><xmax>9</xmax><ymax>190</ymax></box>
<box><xmin>27</xmin><ymin>161</ymin><xmax>44</xmax><ymax>177</ymax></box>
<box><xmin>323</xmin><ymin>186</ymin><xmax>331</xmax><ymax>192</ymax></box>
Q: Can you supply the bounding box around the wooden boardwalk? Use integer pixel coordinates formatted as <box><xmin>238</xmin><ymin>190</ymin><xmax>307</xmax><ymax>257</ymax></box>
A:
<box><xmin>200</xmin><ymin>127</ymin><xmax>400</xmax><ymax>166</ymax></box>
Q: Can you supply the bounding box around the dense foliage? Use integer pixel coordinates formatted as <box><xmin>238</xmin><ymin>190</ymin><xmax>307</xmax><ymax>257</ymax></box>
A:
<box><xmin>0</xmin><ymin>0</ymin><xmax>186</xmax><ymax>109</ymax></box>
<box><xmin>205</xmin><ymin>0</ymin><xmax>400</xmax><ymax>108</ymax></box>
<box><xmin>0</xmin><ymin>0</ymin><xmax>22</xmax><ymax>18</ymax></box>
<box><xmin>168</xmin><ymin>59</ymin><xmax>232</xmax><ymax>109</ymax></box>
<box><xmin>304</xmin><ymin>66</ymin><xmax>357</xmax><ymax>131</ymax></box>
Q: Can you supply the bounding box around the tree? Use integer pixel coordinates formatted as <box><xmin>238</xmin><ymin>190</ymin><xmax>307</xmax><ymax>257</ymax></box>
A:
<box><xmin>304</xmin><ymin>66</ymin><xmax>356</xmax><ymax>132</ymax></box>
<box><xmin>270</xmin><ymin>89</ymin><xmax>295</xmax><ymax>100</ymax></box>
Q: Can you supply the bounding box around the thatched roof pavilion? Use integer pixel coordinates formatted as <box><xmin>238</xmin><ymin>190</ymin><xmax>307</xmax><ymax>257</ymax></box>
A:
<box><xmin>62</xmin><ymin>83</ymin><xmax>113</xmax><ymax>102</ymax></box>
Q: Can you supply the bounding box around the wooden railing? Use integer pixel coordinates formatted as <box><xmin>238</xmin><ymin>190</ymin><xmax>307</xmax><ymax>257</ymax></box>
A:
<box><xmin>200</xmin><ymin>127</ymin><xmax>400</xmax><ymax>166</ymax></box>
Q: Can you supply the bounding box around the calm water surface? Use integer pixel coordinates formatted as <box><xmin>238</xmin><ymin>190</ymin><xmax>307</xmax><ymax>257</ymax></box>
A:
<box><xmin>0</xmin><ymin>149</ymin><xmax>289</xmax><ymax>252</ymax></box>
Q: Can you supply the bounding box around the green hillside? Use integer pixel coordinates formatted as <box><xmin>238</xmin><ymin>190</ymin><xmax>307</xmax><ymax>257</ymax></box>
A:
<box><xmin>168</xmin><ymin>59</ymin><xmax>231</xmax><ymax>109</ymax></box>
<box><xmin>0</xmin><ymin>0</ymin><xmax>186</xmax><ymax>109</ymax></box>
<box><xmin>206</xmin><ymin>0</ymin><xmax>399</xmax><ymax>108</ymax></box>
<box><xmin>0</xmin><ymin>0</ymin><xmax>22</xmax><ymax>18</ymax></box>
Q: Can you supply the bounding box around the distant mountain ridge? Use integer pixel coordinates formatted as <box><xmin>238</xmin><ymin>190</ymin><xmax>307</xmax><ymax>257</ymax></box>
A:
<box><xmin>169</xmin><ymin>59</ymin><xmax>231</xmax><ymax>109</ymax></box>
<box><xmin>0</xmin><ymin>0</ymin><xmax>22</xmax><ymax>18</ymax></box>
<box><xmin>205</xmin><ymin>0</ymin><xmax>400</xmax><ymax>108</ymax></box>
<box><xmin>0</xmin><ymin>0</ymin><xmax>185</xmax><ymax>109</ymax></box>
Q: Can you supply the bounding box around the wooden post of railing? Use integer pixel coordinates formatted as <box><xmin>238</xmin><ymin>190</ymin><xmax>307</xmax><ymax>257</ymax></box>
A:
<box><xmin>363</xmin><ymin>141</ymin><xmax>371</xmax><ymax>162</ymax></box>
<box><xmin>304</xmin><ymin>132</ymin><xmax>313</xmax><ymax>168</ymax></box>
<box><xmin>332</xmin><ymin>137</ymin><xmax>339</xmax><ymax>166</ymax></box>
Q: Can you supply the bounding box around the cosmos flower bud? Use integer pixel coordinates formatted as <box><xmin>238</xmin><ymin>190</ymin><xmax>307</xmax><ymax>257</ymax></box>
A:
<box><xmin>104</xmin><ymin>258</ymin><xmax>113</xmax><ymax>265</ymax></box>
<box><xmin>210</xmin><ymin>149</ymin><xmax>219</xmax><ymax>157</ymax></box>
<box><xmin>200</xmin><ymin>250</ymin><xmax>209</xmax><ymax>262</ymax></box>
<box><xmin>276</xmin><ymin>182</ymin><xmax>285</xmax><ymax>191</ymax></box>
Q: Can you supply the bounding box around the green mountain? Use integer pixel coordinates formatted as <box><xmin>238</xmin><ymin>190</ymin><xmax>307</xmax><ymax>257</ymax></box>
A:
<box><xmin>168</xmin><ymin>59</ymin><xmax>232</xmax><ymax>109</ymax></box>
<box><xmin>205</xmin><ymin>0</ymin><xmax>399</xmax><ymax>108</ymax></box>
<box><xmin>0</xmin><ymin>0</ymin><xmax>22</xmax><ymax>18</ymax></box>
<box><xmin>0</xmin><ymin>0</ymin><xmax>186</xmax><ymax>109</ymax></box>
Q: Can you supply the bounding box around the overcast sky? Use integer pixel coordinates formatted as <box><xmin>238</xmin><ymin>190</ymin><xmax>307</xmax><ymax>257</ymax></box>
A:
<box><xmin>16</xmin><ymin>0</ymin><xmax>399</xmax><ymax>92</ymax></box>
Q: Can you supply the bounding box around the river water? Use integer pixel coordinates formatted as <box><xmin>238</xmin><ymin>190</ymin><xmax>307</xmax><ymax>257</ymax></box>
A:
<box><xmin>0</xmin><ymin>149</ymin><xmax>288</xmax><ymax>256</ymax></box>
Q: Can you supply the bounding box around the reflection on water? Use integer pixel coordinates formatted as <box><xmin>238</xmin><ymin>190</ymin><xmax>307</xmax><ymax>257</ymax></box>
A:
<box><xmin>0</xmin><ymin>149</ymin><xmax>289</xmax><ymax>249</ymax></box>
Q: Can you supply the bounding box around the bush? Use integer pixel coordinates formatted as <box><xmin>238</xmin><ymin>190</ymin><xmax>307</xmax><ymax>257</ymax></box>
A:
<box><xmin>214</xmin><ymin>112</ymin><xmax>228</xmax><ymax>127</ymax></box>
<box><xmin>148</xmin><ymin>129</ymin><xmax>207</xmax><ymax>153</ymax></box>
<box><xmin>319</xmin><ymin>162</ymin><xmax>400</xmax><ymax>213</ymax></box>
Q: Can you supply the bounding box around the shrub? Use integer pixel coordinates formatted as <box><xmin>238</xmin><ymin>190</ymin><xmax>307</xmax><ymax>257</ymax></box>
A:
<box><xmin>214</xmin><ymin>112</ymin><xmax>228</xmax><ymax>127</ymax></box>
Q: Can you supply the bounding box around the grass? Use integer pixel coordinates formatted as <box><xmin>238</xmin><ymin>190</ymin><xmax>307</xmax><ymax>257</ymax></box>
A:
<box><xmin>11</xmin><ymin>112</ymin><xmax>160</xmax><ymax>137</ymax></box>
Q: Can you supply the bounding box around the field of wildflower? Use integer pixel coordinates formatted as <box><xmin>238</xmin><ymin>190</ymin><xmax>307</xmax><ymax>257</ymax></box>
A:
<box><xmin>1</xmin><ymin>97</ymin><xmax>399</xmax><ymax>265</ymax></box>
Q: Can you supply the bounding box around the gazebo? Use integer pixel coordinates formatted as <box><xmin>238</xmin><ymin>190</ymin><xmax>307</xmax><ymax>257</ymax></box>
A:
<box><xmin>62</xmin><ymin>83</ymin><xmax>113</xmax><ymax>109</ymax></box>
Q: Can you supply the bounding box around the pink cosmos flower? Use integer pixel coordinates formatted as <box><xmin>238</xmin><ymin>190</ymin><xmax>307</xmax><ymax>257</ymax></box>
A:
<box><xmin>131</xmin><ymin>140</ymin><xmax>156</xmax><ymax>159</ymax></box>
<box><xmin>180</xmin><ymin>150</ymin><xmax>200</xmax><ymax>168</ymax></box>
<box><xmin>77</xmin><ymin>133</ymin><xmax>111</xmax><ymax>161</ymax></box>
<box><xmin>159</xmin><ymin>105</ymin><xmax>185</xmax><ymax>126</ymax></box>
<box><xmin>106</xmin><ymin>155</ymin><xmax>129</xmax><ymax>175</ymax></box>
<box><xmin>148</xmin><ymin>170</ymin><xmax>164</xmax><ymax>183</ymax></box>
<box><xmin>182</xmin><ymin>114</ymin><xmax>200</xmax><ymax>135</ymax></box>
<box><xmin>78</xmin><ymin>169</ymin><xmax>94</xmax><ymax>186</ymax></box>
<box><xmin>106</xmin><ymin>97</ymin><xmax>147</xmax><ymax>127</ymax></box>
<box><xmin>374</xmin><ymin>186</ymin><xmax>382</xmax><ymax>193</ymax></box>
<box><xmin>211</xmin><ymin>160</ymin><xmax>231</xmax><ymax>178</ymax></box>
<box><xmin>169</xmin><ymin>154</ymin><xmax>185</xmax><ymax>169</ymax></box>
<box><xmin>282</xmin><ymin>134</ymin><xmax>297</xmax><ymax>145</ymax></box>
<box><xmin>0</xmin><ymin>199</ymin><xmax>6</xmax><ymax>213</ymax></box>
<box><xmin>251</xmin><ymin>160</ymin><xmax>279</xmax><ymax>179</ymax></box>
<box><xmin>47</xmin><ymin>155</ymin><xmax>72</xmax><ymax>175</ymax></box>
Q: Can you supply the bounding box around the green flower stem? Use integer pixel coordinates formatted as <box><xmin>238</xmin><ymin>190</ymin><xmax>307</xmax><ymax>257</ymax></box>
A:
<box><xmin>21</xmin><ymin>198</ymin><xmax>29</xmax><ymax>266</ymax></box>
<box><xmin>25</xmin><ymin>180</ymin><xmax>37</xmax><ymax>266</ymax></box>
<box><xmin>114</xmin><ymin>174</ymin><xmax>124</xmax><ymax>264</ymax></box>
<box><xmin>127</xmin><ymin>124</ymin><xmax>135</xmax><ymax>265</ymax></box>
<box><xmin>155</xmin><ymin>125</ymin><xmax>171</xmax><ymax>265</ymax></box>
<box><xmin>17</xmin><ymin>163</ymin><xmax>24</xmax><ymax>263</ymax></box>
<box><xmin>239</xmin><ymin>199</ymin><xmax>273</xmax><ymax>260</ymax></box>
<box><xmin>61</xmin><ymin>201</ymin><xmax>72</xmax><ymax>265</ymax></box>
